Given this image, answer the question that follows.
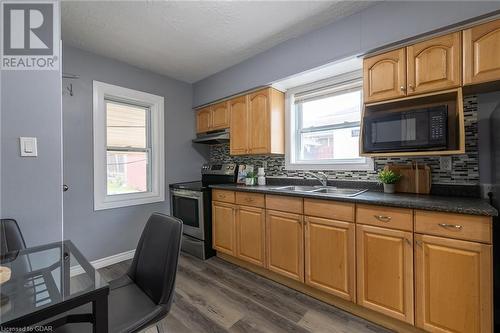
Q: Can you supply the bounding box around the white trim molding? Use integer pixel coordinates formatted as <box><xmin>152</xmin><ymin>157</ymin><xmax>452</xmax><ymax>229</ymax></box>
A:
<box><xmin>70</xmin><ymin>249</ymin><xmax>136</xmax><ymax>277</ymax></box>
<box><xmin>93</xmin><ymin>81</ymin><xmax>165</xmax><ymax>210</ymax></box>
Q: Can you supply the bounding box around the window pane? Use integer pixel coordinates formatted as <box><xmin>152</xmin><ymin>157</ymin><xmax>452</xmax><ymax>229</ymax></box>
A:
<box><xmin>300</xmin><ymin>127</ymin><xmax>360</xmax><ymax>161</ymax></box>
<box><xmin>301</xmin><ymin>90</ymin><xmax>361</xmax><ymax>128</ymax></box>
<box><xmin>107</xmin><ymin>151</ymin><xmax>149</xmax><ymax>195</ymax></box>
<box><xmin>106</xmin><ymin>101</ymin><xmax>148</xmax><ymax>148</ymax></box>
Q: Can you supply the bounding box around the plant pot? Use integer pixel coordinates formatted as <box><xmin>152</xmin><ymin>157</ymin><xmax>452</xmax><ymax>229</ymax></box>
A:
<box><xmin>383</xmin><ymin>183</ymin><xmax>396</xmax><ymax>194</ymax></box>
<box><xmin>245</xmin><ymin>178</ymin><xmax>255</xmax><ymax>186</ymax></box>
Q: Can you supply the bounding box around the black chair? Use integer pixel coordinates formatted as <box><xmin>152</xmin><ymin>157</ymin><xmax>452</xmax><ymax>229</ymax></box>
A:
<box><xmin>56</xmin><ymin>213</ymin><xmax>183</xmax><ymax>333</ymax></box>
<box><xmin>0</xmin><ymin>218</ymin><xmax>27</xmax><ymax>255</ymax></box>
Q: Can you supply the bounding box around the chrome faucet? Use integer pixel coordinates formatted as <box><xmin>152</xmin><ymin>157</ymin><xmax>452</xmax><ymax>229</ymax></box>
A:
<box><xmin>306</xmin><ymin>172</ymin><xmax>328</xmax><ymax>187</ymax></box>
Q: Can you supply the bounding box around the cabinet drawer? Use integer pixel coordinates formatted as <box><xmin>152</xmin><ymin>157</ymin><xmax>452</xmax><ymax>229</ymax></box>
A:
<box><xmin>303</xmin><ymin>198</ymin><xmax>354</xmax><ymax>222</ymax></box>
<box><xmin>235</xmin><ymin>192</ymin><xmax>265</xmax><ymax>208</ymax></box>
<box><xmin>415</xmin><ymin>210</ymin><xmax>492</xmax><ymax>243</ymax></box>
<box><xmin>212</xmin><ymin>189</ymin><xmax>235</xmax><ymax>203</ymax></box>
<box><xmin>356</xmin><ymin>204</ymin><xmax>413</xmax><ymax>231</ymax></box>
<box><xmin>266</xmin><ymin>195</ymin><xmax>303</xmax><ymax>214</ymax></box>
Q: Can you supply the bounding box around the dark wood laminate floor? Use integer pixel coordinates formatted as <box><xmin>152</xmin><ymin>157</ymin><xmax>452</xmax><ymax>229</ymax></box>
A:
<box><xmin>98</xmin><ymin>253</ymin><xmax>393</xmax><ymax>333</ymax></box>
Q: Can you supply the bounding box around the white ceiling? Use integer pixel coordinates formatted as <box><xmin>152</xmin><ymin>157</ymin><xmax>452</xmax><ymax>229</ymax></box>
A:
<box><xmin>62</xmin><ymin>1</ymin><xmax>374</xmax><ymax>83</ymax></box>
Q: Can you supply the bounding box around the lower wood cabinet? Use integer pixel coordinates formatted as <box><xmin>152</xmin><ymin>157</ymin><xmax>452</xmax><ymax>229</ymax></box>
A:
<box><xmin>356</xmin><ymin>224</ymin><xmax>414</xmax><ymax>324</ymax></box>
<box><xmin>212</xmin><ymin>201</ymin><xmax>236</xmax><ymax>255</ymax></box>
<box><xmin>266</xmin><ymin>210</ymin><xmax>304</xmax><ymax>282</ymax></box>
<box><xmin>304</xmin><ymin>216</ymin><xmax>355</xmax><ymax>301</ymax></box>
<box><xmin>235</xmin><ymin>205</ymin><xmax>266</xmax><ymax>267</ymax></box>
<box><xmin>415</xmin><ymin>234</ymin><xmax>492</xmax><ymax>333</ymax></box>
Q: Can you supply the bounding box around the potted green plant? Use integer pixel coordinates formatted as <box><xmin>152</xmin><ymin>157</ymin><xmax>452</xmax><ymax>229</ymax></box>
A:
<box><xmin>377</xmin><ymin>169</ymin><xmax>401</xmax><ymax>194</ymax></box>
<box><xmin>245</xmin><ymin>171</ymin><xmax>257</xmax><ymax>186</ymax></box>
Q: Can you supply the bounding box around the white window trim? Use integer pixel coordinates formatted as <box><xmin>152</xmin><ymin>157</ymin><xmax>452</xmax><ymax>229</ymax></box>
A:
<box><xmin>93</xmin><ymin>81</ymin><xmax>165</xmax><ymax>210</ymax></box>
<box><xmin>285</xmin><ymin>70</ymin><xmax>374</xmax><ymax>171</ymax></box>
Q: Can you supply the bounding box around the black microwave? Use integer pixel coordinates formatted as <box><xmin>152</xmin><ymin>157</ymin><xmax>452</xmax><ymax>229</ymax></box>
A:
<box><xmin>363</xmin><ymin>105</ymin><xmax>448</xmax><ymax>153</ymax></box>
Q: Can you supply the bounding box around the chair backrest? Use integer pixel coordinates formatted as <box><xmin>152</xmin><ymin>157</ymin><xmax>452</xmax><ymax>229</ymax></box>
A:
<box><xmin>0</xmin><ymin>219</ymin><xmax>27</xmax><ymax>255</ymax></box>
<box><xmin>127</xmin><ymin>213</ymin><xmax>183</xmax><ymax>309</ymax></box>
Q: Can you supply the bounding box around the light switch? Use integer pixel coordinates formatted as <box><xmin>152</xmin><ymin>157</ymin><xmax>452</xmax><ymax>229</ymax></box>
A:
<box><xmin>20</xmin><ymin>137</ymin><xmax>38</xmax><ymax>157</ymax></box>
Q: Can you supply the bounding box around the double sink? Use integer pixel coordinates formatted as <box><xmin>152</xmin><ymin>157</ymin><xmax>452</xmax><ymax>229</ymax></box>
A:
<box><xmin>273</xmin><ymin>185</ymin><xmax>367</xmax><ymax>197</ymax></box>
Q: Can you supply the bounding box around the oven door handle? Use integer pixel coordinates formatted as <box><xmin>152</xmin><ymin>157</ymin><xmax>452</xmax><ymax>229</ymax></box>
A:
<box><xmin>171</xmin><ymin>190</ymin><xmax>201</xmax><ymax>199</ymax></box>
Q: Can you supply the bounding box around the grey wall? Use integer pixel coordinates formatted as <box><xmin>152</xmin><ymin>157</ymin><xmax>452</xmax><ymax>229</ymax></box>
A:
<box><xmin>62</xmin><ymin>45</ymin><xmax>207</xmax><ymax>261</ymax></box>
<box><xmin>193</xmin><ymin>1</ymin><xmax>500</xmax><ymax>106</ymax></box>
<box><xmin>1</xmin><ymin>70</ymin><xmax>63</xmax><ymax>246</ymax></box>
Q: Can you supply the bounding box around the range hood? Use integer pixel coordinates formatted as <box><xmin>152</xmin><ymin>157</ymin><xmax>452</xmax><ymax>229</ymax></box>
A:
<box><xmin>192</xmin><ymin>129</ymin><xmax>229</xmax><ymax>144</ymax></box>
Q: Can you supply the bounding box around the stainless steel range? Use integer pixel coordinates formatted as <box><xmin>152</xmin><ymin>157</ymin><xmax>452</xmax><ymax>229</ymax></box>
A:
<box><xmin>169</xmin><ymin>163</ymin><xmax>237</xmax><ymax>259</ymax></box>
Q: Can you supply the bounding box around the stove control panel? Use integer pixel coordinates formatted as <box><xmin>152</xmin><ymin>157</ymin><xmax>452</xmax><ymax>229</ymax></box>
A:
<box><xmin>201</xmin><ymin>163</ymin><xmax>237</xmax><ymax>176</ymax></box>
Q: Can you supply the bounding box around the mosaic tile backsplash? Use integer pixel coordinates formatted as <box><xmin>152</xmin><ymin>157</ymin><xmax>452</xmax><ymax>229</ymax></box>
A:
<box><xmin>209</xmin><ymin>95</ymin><xmax>480</xmax><ymax>185</ymax></box>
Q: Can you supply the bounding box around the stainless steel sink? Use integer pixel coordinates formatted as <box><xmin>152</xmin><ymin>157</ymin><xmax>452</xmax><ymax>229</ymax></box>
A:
<box><xmin>311</xmin><ymin>187</ymin><xmax>367</xmax><ymax>197</ymax></box>
<box><xmin>274</xmin><ymin>185</ymin><xmax>319</xmax><ymax>192</ymax></box>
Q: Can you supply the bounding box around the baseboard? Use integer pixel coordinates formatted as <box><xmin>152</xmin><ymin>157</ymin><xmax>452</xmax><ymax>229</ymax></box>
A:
<box><xmin>70</xmin><ymin>249</ymin><xmax>135</xmax><ymax>277</ymax></box>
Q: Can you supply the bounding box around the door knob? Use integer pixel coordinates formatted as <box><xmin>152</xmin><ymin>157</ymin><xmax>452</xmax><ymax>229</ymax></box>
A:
<box><xmin>63</xmin><ymin>184</ymin><xmax>69</xmax><ymax>192</ymax></box>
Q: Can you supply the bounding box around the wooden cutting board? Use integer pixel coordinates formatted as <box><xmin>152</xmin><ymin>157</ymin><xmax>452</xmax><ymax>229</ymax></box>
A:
<box><xmin>385</xmin><ymin>163</ymin><xmax>431</xmax><ymax>194</ymax></box>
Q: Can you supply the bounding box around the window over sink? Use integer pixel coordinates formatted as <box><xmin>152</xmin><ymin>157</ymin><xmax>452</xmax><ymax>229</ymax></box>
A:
<box><xmin>93</xmin><ymin>81</ymin><xmax>165</xmax><ymax>210</ymax></box>
<box><xmin>285</xmin><ymin>70</ymin><xmax>373</xmax><ymax>170</ymax></box>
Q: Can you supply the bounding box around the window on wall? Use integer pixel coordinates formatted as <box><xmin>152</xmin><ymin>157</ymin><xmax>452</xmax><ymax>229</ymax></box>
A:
<box><xmin>286</xmin><ymin>71</ymin><xmax>373</xmax><ymax>170</ymax></box>
<box><xmin>93</xmin><ymin>81</ymin><xmax>164</xmax><ymax>210</ymax></box>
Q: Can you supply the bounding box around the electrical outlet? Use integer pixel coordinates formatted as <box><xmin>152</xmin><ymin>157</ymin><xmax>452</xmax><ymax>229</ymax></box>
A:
<box><xmin>439</xmin><ymin>156</ymin><xmax>452</xmax><ymax>172</ymax></box>
<box><xmin>481</xmin><ymin>183</ymin><xmax>494</xmax><ymax>199</ymax></box>
<box><xmin>262</xmin><ymin>161</ymin><xmax>267</xmax><ymax>169</ymax></box>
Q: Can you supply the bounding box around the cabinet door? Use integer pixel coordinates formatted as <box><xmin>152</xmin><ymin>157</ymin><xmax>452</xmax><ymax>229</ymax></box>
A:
<box><xmin>266</xmin><ymin>210</ymin><xmax>304</xmax><ymax>282</ymax></box>
<box><xmin>196</xmin><ymin>107</ymin><xmax>212</xmax><ymax>133</ymax></box>
<box><xmin>415</xmin><ymin>234</ymin><xmax>492</xmax><ymax>333</ymax></box>
<box><xmin>212</xmin><ymin>101</ymin><xmax>230</xmax><ymax>130</ymax></box>
<box><xmin>356</xmin><ymin>224</ymin><xmax>414</xmax><ymax>324</ymax></box>
<box><xmin>248</xmin><ymin>89</ymin><xmax>270</xmax><ymax>154</ymax></box>
<box><xmin>212</xmin><ymin>201</ymin><xmax>236</xmax><ymax>255</ymax></box>
<box><xmin>229</xmin><ymin>95</ymin><xmax>248</xmax><ymax>155</ymax></box>
<box><xmin>407</xmin><ymin>32</ymin><xmax>461</xmax><ymax>95</ymax></box>
<box><xmin>363</xmin><ymin>48</ymin><xmax>406</xmax><ymax>103</ymax></box>
<box><xmin>305</xmin><ymin>216</ymin><xmax>355</xmax><ymax>301</ymax></box>
<box><xmin>236</xmin><ymin>205</ymin><xmax>266</xmax><ymax>267</ymax></box>
<box><xmin>463</xmin><ymin>19</ymin><xmax>500</xmax><ymax>85</ymax></box>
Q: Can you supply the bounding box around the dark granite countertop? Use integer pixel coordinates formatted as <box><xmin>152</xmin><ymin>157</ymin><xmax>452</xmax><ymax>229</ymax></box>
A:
<box><xmin>210</xmin><ymin>184</ymin><xmax>498</xmax><ymax>217</ymax></box>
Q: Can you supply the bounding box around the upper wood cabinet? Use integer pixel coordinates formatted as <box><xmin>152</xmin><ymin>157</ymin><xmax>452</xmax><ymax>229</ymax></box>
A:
<box><xmin>407</xmin><ymin>32</ymin><xmax>462</xmax><ymax>95</ymax></box>
<box><xmin>363</xmin><ymin>48</ymin><xmax>406</xmax><ymax>103</ymax></box>
<box><xmin>415</xmin><ymin>234</ymin><xmax>492</xmax><ymax>333</ymax></box>
<box><xmin>356</xmin><ymin>224</ymin><xmax>414</xmax><ymax>324</ymax></box>
<box><xmin>305</xmin><ymin>216</ymin><xmax>355</xmax><ymax>301</ymax></box>
<box><xmin>195</xmin><ymin>102</ymin><xmax>230</xmax><ymax>133</ymax></box>
<box><xmin>211</xmin><ymin>101</ymin><xmax>230</xmax><ymax>130</ymax></box>
<box><xmin>196</xmin><ymin>107</ymin><xmax>212</xmax><ymax>133</ymax></box>
<box><xmin>266</xmin><ymin>210</ymin><xmax>304</xmax><ymax>282</ymax></box>
<box><xmin>212</xmin><ymin>201</ymin><xmax>236</xmax><ymax>256</ymax></box>
<box><xmin>463</xmin><ymin>19</ymin><xmax>500</xmax><ymax>85</ymax></box>
<box><xmin>235</xmin><ymin>205</ymin><xmax>266</xmax><ymax>267</ymax></box>
<box><xmin>229</xmin><ymin>88</ymin><xmax>285</xmax><ymax>156</ymax></box>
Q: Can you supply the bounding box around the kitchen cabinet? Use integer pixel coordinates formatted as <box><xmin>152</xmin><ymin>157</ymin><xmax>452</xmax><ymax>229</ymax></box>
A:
<box><xmin>212</xmin><ymin>201</ymin><xmax>236</xmax><ymax>255</ymax></box>
<box><xmin>229</xmin><ymin>87</ymin><xmax>285</xmax><ymax>156</ymax></box>
<box><xmin>415</xmin><ymin>234</ymin><xmax>492</xmax><ymax>333</ymax></box>
<box><xmin>356</xmin><ymin>224</ymin><xmax>414</xmax><ymax>324</ymax></box>
<box><xmin>463</xmin><ymin>19</ymin><xmax>500</xmax><ymax>85</ymax></box>
<box><xmin>407</xmin><ymin>32</ymin><xmax>461</xmax><ymax>95</ymax></box>
<box><xmin>196</xmin><ymin>102</ymin><xmax>230</xmax><ymax>133</ymax></box>
<box><xmin>304</xmin><ymin>216</ymin><xmax>355</xmax><ymax>301</ymax></box>
<box><xmin>196</xmin><ymin>106</ymin><xmax>212</xmax><ymax>133</ymax></box>
<box><xmin>363</xmin><ymin>48</ymin><xmax>406</xmax><ymax>103</ymax></box>
<box><xmin>236</xmin><ymin>205</ymin><xmax>266</xmax><ymax>267</ymax></box>
<box><xmin>211</xmin><ymin>101</ymin><xmax>230</xmax><ymax>130</ymax></box>
<box><xmin>266</xmin><ymin>210</ymin><xmax>304</xmax><ymax>282</ymax></box>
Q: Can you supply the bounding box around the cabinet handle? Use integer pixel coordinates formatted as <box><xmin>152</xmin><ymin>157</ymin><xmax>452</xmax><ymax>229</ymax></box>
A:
<box><xmin>373</xmin><ymin>215</ymin><xmax>392</xmax><ymax>222</ymax></box>
<box><xmin>408</xmin><ymin>83</ymin><xmax>414</xmax><ymax>91</ymax></box>
<box><xmin>438</xmin><ymin>223</ymin><xmax>463</xmax><ymax>230</ymax></box>
<box><xmin>415</xmin><ymin>240</ymin><xmax>422</xmax><ymax>247</ymax></box>
<box><xmin>400</xmin><ymin>85</ymin><xmax>406</xmax><ymax>91</ymax></box>
<box><xmin>405</xmin><ymin>238</ymin><xmax>412</xmax><ymax>246</ymax></box>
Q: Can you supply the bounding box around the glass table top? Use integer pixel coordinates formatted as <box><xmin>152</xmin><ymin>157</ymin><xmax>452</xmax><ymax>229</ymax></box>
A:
<box><xmin>0</xmin><ymin>240</ymin><xmax>108</xmax><ymax>325</ymax></box>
